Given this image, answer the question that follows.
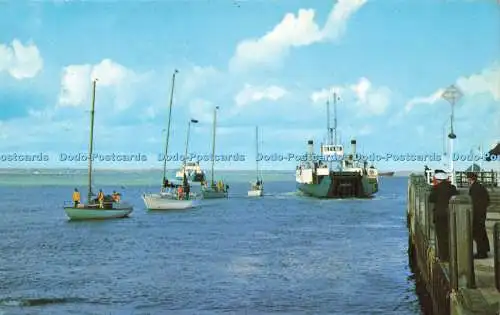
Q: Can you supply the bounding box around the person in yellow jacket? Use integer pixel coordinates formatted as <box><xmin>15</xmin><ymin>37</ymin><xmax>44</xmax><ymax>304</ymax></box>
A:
<box><xmin>72</xmin><ymin>188</ymin><xmax>80</xmax><ymax>207</ymax></box>
<box><xmin>97</xmin><ymin>189</ymin><xmax>104</xmax><ymax>208</ymax></box>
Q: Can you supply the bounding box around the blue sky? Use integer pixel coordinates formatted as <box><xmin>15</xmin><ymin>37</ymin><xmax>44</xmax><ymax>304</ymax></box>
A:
<box><xmin>0</xmin><ymin>0</ymin><xmax>499</xmax><ymax>171</ymax></box>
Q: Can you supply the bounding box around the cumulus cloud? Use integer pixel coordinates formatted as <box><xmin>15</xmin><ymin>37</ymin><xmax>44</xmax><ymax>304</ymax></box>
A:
<box><xmin>234</xmin><ymin>84</ymin><xmax>287</xmax><ymax>107</ymax></box>
<box><xmin>404</xmin><ymin>63</ymin><xmax>500</xmax><ymax>113</ymax></box>
<box><xmin>311</xmin><ymin>77</ymin><xmax>391</xmax><ymax>115</ymax></box>
<box><xmin>57</xmin><ymin>59</ymin><xmax>144</xmax><ymax>111</ymax></box>
<box><xmin>189</xmin><ymin>98</ymin><xmax>214</xmax><ymax>123</ymax></box>
<box><xmin>229</xmin><ymin>0</ymin><xmax>366</xmax><ymax>72</ymax></box>
<box><xmin>177</xmin><ymin>65</ymin><xmax>220</xmax><ymax>97</ymax></box>
<box><xmin>0</xmin><ymin>39</ymin><xmax>43</xmax><ymax>79</ymax></box>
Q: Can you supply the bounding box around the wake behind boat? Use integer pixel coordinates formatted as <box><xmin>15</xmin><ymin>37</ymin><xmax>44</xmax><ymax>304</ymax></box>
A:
<box><xmin>63</xmin><ymin>79</ymin><xmax>133</xmax><ymax>220</ymax></box>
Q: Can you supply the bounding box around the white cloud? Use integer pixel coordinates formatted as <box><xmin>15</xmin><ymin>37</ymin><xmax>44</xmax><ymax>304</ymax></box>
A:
<box><xmin>177</xmin><ymin>65</ymin><xmax>220</xmax><ymax>97</ymax></box>
<box><xmin>310</xmin><ymin>77</ymin><xmax>391</xmax><ymax>115</ymax></box>
<box><xmin>234</xmin><ymin>84</ymin><xmax>287</xmax><ymax>107</ymax></box>
<box><xmin>57</xmin><ymin>59</ymin><xmax>143</xmax><ymax>110</ymax></box>
<box><xmin>0</xmin><ymin>39</ymin><xmax>43</xmax><ymax>79</ymax></box>
<box><xmin>404</xmin><ymin>89</ymin><xmax>445</xmax><ymax>113</ymax></box>
<box><xmin>229</xmin><ymin>0</ymin><xmax>367</xmax><ymax>72</ymax></box>
<box><xmin>358</xmin><ymin>125</ymin><xmax>372</xmax><ymax>135</ymax></box>
<box><xmin>404</xmin><ymin>63</ymin><xmax>500</xmax><ymax>113</ymax></box>
<box><xmin>189</xmin><ymin>98</ymin><xmax>214</xmax><ymax>123</ymax></box>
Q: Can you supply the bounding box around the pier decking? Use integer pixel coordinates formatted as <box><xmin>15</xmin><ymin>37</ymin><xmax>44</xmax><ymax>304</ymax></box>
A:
<box><xmin>407</xmin><ymin>174</ymin><xmax>500</xmax><ymax>315</ymax></box>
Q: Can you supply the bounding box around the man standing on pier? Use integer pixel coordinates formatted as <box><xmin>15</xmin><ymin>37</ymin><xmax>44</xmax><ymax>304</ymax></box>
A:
<box><xmin>429</xmin><ymin>172</ymin><xmax>458</xmax><ymax>262</ymax></box>
<box><xmin>468</xmin><ymin>172</ymin><xmax>491</xmax><ymax>259</ymax></box>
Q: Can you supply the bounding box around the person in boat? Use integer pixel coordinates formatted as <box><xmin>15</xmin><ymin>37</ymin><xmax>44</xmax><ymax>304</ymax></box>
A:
<box><xmin>73</xmin><ymin>188</ymin><xmax>80</xmax><ymax>207</ymax></box>
<box><xmin>184</xmin><ymin>183</ymin><xmax>190</xmax><ymax>200</ymax></box>
<box><xmin>467</xmin><ymin>172</ymin><xmax>491</xmax><ymax>259</ymax></box>
<box><xmin>162</xmin><ymin>178</ymin><xmax>168</xmax><ymax>191</ymax></box>
<box><xmin>97</xmin><ymin>189</ymin><xmax>105</xmax><ymax>208</ymax></box>
<box><xmin>177</xmin><ymin>185</ymin><xmax>183</xmax><ymax>200</ymax></box>
<box><xmin>112</xmin><ymin>191</ymin><xmax>121</xmax><ymax>203</ymax></box>
<box><xmin>428</xmin><ymin>172</ymin><xmax>458</xmax><ymax>262</ymax></box>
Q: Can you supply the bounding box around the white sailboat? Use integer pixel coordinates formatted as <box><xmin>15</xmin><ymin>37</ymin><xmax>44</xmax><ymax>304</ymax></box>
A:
<box><xmin>248</xmin><ymin>126</ymin><xmax>263</xmax><ymax>197</ymax></box>
<box><xmin>142</xmin><ymin>69</ymin><xmax>200</xmax><ymax>210</ymax></box>
<box><xmin>201</xmin><ymin>106</ymin><xmax>228</xmax><ymax>199</ymax></box>
<box><xmin>63</xmin><ymin>79</ymin><xmax>133</xmax><ymax>220</ymax></box>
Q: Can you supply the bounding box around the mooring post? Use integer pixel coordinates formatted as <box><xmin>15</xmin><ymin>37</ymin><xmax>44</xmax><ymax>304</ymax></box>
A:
<box><xmin>449</xmin><ymin>203</ymin><xmax>458</xmax><ymax>291</ymax></box>
<box><xmin>423</xmin><ymin>188</ymin><xmax>432</xmax><ymax>242</ymax></box>
<box><xmin>494</xmin><ymin>223</ymin><xmax>500</xmax><ymax>291</ymax></box>
<box><xmin>450</xmin><ymin>195</ymin><xmax>475</xmax><ymax>289</ymax></box>
<box><xmin>415</xmin><ymin>186</ymin><xmax>421</xmax><ymax>226</ymax></box>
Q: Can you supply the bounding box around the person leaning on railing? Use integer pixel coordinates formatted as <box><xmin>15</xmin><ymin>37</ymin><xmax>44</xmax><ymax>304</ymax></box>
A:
<box><xmin>428</xmin><ymin>172</ymin><xmax>459</xmax><ymax>262</ymax></box>
<box><xmin>467</xmin><ymin>172</ymin><xmax>491</xmax><ymax>259</ymax></box>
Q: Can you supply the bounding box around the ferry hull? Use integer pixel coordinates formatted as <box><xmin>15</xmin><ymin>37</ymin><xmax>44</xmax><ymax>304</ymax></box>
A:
<box><xmin>297</xmin><ymin>173</ymin><xmax>378</xmax><ymax>198</ymax></box>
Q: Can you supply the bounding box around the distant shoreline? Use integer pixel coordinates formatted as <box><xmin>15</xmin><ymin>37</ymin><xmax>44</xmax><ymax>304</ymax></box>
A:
<box><xmin>0</xmin><ymin>168</ymin><xmax>418</xmax><ymax>176</ymax></box>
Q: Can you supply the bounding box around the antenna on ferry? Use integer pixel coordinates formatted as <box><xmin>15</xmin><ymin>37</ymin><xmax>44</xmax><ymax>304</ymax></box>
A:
<box><xmin>333</xmin><ymin>91</ymin><xmax>338</xmax><ymax>145</ymax></box>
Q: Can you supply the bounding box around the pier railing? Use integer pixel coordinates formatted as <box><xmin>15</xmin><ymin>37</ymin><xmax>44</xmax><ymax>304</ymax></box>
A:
<box><xmin>455</xmin><ymin>170</ymin><xmax>498</xmax><ymax>188</ymax></box>
<box><xmin>407</xmin><ymin>174</ymin><xmax>500</xmax><ymax>314</ymax></box>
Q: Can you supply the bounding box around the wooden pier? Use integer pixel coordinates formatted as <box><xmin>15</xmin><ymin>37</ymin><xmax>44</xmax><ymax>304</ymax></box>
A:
<box><xmin>407</xmin><ymin>174</ymin><xmax>500</xmax><ymax>314</ymax></box>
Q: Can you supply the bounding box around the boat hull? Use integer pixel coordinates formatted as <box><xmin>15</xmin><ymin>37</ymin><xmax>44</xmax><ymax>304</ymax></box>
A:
<box><xmin>142</xmin><ymin>193</ymin><xmax>200</xmax><ymax>210</ymax></box>
<box><xmin>247</xmin><ymin>189</ymin><xmax>263</xmax><ymax>197</ymax></box>
<box><xmin>379</xmin><ymin>171</ymin><xmax>395</xmax><ymax>176</ymax></box>
<box><xmin>63</xmin><ymin>204</ymin><xmax>133</xmax><ymax>220</ymax></box>
<box><xmin>297</xmin><ymin>172</ymin><xmax>378</xmax><ymax>198</ymax></box>
<box><xmin>201</xmin><ymin>188</ymin><xmax>228</xmax><ymax>199</ymax></box>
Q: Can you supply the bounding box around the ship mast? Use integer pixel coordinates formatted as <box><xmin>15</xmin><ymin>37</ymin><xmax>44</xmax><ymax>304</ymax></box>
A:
<box><xmin>87</xmin><ymin>79</ymin><xmax>97</xmax><ymax>204</ymax></box>
<box><xmin>333</xmin><ymin>92</ymin><xmax>338</xmax><ymax>145</ymax></box>
<box><xmin>161</xmin><ymin>69</ymin><xmax>178</xmax><ymax>190</ymax></box>
<box><xmin>255</xmin><ymin>126</ymin><xmax>259</xmax><ymax>181</ymax></box>
<box><xmin>211</xmin><ymin>106</ymin><xmax>219</xmax><ymax>186</ymax></box>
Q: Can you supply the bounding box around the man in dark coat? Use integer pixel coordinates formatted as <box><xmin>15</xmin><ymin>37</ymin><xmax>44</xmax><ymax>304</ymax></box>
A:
<box><xmin>428</xmin><ymin>172</ymin><xmax>459</xmax><ymax>261</ymax></box>
<box><xmin>468</xmin><ymin>172</ymin><xmax>491</xmax><ymax>259</ymax></box>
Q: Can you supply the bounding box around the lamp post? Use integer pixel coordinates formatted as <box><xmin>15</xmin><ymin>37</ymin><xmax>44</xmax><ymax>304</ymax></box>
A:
<box><xmin>441</xmin><ymin>84</ymin><xmax>463</xmax><ymax>185</ymax></box>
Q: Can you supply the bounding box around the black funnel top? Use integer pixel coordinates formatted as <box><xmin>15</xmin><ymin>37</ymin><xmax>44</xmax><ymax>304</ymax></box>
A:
<box><xmin>308</xmin><ymin>140</ymin><xmax>313</xmax><ymax>145</ymax></box>
<box><xmin>351</xmin><ymin>139</ymin><xmax>356</xmax><ymax>144</ymax></box>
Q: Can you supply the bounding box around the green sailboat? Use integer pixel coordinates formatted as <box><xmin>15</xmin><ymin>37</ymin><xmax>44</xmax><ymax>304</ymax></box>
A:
<box><xmin>201</xmin><ymin>106</ymin><xmax>228</xmax><ymax>199</ymax></box>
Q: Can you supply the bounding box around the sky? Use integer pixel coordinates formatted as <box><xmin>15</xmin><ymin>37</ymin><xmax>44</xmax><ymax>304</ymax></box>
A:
<box><xmin>0</xmin><ymin>0</ymin><xmax>499</xmax><ymax>171</ymax></box>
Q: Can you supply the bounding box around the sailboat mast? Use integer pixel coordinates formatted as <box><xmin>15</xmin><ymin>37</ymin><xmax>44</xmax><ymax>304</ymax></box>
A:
<box><xmin>162</xmin><ymin>69</ymin><xmax>178</xmax><ymax>188</ymax></box>
<box><xmin>255</xmin><ymin>126</ymin><xmax>259</xmax><ymax>180</ymax></box>
<box><xmin>333</xmin><ymin>92</ymin><xmax>337</xmax><ymax>145</ymax></box>
<box><xmin>87</xmin><ymin>79</ymin><xmax>97</xmax><ymax>204</ymax></box>
<box><xmin>211</xmin><ymin>106</ymin><xmax>218</xmax><ymax>185</ymax></box>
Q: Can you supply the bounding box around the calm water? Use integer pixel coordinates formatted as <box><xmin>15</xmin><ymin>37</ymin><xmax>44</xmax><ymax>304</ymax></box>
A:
<box><xmin>0</xmin><ymin>174</ymin><xmax>423</xmax><ymax>314</ymax></box>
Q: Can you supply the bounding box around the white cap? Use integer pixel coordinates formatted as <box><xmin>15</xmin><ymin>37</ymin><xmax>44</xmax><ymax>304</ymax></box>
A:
<box><xmin>434</xmin><ymin>173</ymin><xmax>448</xmax><ymax>180</ymax></box>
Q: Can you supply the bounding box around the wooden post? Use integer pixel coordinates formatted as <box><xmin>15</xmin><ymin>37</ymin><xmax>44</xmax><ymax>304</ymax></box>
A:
<box><xmin>494</xmin><ymin>223</ymin><xmax>500</xmax><ymax>291</ymax></box>
<box><xmin>423</xmin><ymin>188</ymin><xmax>432</xmax><ymax>241</ymax></box>
<box><xmin>450</xmin><ymin>194</ymin><xmax>475</xmax><ymax>289</ymax></box>
<box><xmin>449</xmin><ymin>203</ymin><xmax>458</xmax><ymax>291</ymax></box>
